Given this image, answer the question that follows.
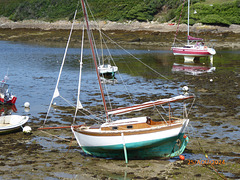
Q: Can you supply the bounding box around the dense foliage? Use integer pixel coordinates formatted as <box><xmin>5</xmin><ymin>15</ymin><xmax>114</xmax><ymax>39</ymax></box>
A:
<box><xmin>0</xmin><ymin>0</ymin><xmax>77</xmax><ymax>21</ymax></box>
<box><xmin>176</xmin><ymin>0</ymin><xmax>240</xmax><ymax>26</ymax></box>
<box><xmin>0</xmin><ymin>0</ymin><xmax>239</xmax><ymax>26</ymax></box>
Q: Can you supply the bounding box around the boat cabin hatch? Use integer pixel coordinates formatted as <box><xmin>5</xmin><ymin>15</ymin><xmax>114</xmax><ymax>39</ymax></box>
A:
<box><xmin>112</xmin><ymin>126</ymin><xmax>118</xmax><ymax>130</ymax></box>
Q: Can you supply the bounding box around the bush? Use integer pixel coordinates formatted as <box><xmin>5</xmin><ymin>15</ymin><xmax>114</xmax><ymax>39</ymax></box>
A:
<box><xmin>200</xmin><ymin>14</ymin><xmax>231</xmax><ymax>26</ymax></box>
<box><xmin>125</xmin><ymin>3</ymin><xmax>156</xmax><ymax>21</ymax></box>
<box><xmin>174</xmin><ymin>1</ymin><xmax>240</xmax><ymax>26</ymax></box>
<box><xmin>0</xmin><ymin>0</ymin><xmax>239</xmax><ymax>24</ymax></box>
<box><xmin>164</xmin><ymin>9</ymin><xmax>175</xmax><ymax>22</ymax></box>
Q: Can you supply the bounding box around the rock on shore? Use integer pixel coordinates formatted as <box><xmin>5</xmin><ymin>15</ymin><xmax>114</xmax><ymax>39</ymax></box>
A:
<box><xmin>0</xmin><ymin>17</ymin><xmax>240</xmax><ymax>49</ymax></box>
<box><xmin>1</xmin><ymin>17</ymin><xmax>240</xmax><ymax>33</ymax></box>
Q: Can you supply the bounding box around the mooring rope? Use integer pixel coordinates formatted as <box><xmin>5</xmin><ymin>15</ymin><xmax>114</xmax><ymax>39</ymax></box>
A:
<box><xmin>188</xmin><ymin>124</ymin><xmax>227</xmax><ymax>180</ymax></box>
<box><xmin>40</xmin><ymin>130</ymin><xmax>71</xmax><ymax>142</ymax></box>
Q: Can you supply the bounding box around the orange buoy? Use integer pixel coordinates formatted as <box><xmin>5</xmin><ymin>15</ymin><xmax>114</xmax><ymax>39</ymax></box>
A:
<box><xmin>179</xmin><ymin>155</ymin><xmax>185</xmax><ymax>160</ymax></box>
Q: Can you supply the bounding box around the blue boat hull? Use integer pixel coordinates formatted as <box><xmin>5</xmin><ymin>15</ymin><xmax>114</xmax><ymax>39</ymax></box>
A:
<box><xmin>81</xmin><ymin>133</ymin><xmax>189</xmax><ymax>159</ymax></box>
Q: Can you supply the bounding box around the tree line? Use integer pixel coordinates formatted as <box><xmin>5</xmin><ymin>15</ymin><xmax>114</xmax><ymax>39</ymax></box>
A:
<box><xmin>0</xmin><ymin>0</ymin><xmax>239</xmax><ymax>26</ymax></box>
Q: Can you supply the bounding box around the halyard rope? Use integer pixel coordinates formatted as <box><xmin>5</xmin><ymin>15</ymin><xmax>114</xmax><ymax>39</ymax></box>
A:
<box><xmin>173</xmin><ymin>0</ymin><xmax>186</xmax><ymax>46</ymax></box>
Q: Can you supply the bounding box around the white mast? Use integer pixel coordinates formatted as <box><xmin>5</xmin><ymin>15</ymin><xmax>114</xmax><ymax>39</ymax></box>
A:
<box><xmin>73</xmin><ymin>25</ymin><xmax>85</xmax><ymax>124</ymax></box>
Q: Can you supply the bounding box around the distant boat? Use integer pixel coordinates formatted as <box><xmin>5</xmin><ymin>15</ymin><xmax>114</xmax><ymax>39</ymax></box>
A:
<box><xmin>42</xmin><ymin>0</ymin><xmax>195</xmax><ymax>162</ymax></box>
<box><xmin>0</xmin><ymin>75</ymin><xmax>17</xmax><ymax>105</ymax></box>
<box><xmin>98</xmin><ymin>64</ymin><xmax>118</xmax><ymax>77</ymax></box>
<box><xmin>171</xmin><ymin>0</ymin><xmax>216</xmax><ymax>62</ymax></box>
<box><xmin>0</xmin><ymin>115</ymin><xmax>29</xmax><ymax>134</ymax></box>
<box><xmin>97</xmin><ymin>23</ymin><xmax>118</xmax><ymax>77</ymax></box>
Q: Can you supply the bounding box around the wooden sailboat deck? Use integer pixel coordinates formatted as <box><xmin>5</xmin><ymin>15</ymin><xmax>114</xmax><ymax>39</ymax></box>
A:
<box><xmin>74</xmin><ymin>116</ymin><xmax>185</xmax><ymax>135</ymax></box>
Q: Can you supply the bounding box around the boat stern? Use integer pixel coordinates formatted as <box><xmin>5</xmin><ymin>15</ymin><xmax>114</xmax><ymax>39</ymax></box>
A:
<box><xmin>168</xmin><ymin>133</ymin><xmax>189</xmax><ymax>158</ymax></box>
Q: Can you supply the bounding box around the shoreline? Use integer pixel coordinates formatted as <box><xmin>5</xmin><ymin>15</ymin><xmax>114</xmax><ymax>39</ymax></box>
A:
<box><xmin>0</xmin><ymin>17</ymin><xmax>240</xmax><ymax>49</ymax></box>
<box><xmin>1</xmin><ymin>17</ymin><xmax>240</xmax><ymax>33</ymax></box>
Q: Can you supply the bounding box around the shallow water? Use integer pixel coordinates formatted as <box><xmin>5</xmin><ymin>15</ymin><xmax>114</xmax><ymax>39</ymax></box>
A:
<box><xmin>1</xmin><ymin>39</ymin><xmax>239</xmax><ymax>134</ymax></box>
<box><xmin>0</xmin><ymin>40</ymin><xmax>239</xmax><ymax>178</ymax></box>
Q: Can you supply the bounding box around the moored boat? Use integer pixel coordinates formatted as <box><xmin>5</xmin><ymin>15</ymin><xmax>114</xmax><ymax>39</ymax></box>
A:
<box><xmin>72</xmin><ymin>102</ymin><xmax>191</xmax><ymax>159</ymax></box>
<box><xmin>172</xmin><ymin>36</ymin><xmax>216</xmax><ymax>62</ymax></box>
<box><xmin>42</xmin><ymin>0</ymin><xmax>196</xmax><ymax>162</ymax></box>
<box><xmin>72</xmin><ymin>0</ymin><xmax>195</xmax><ymax>161</ymax></box>
<box><xmin>0</xmin><ymin>75</ymin><xmax>17</xmax><ymax>105</ymax></box>
<box><xmin>98</xmin><ymin>64</ymin><xmax>118</xmax><ymax>77</ymax></box>
<box><xmin>171</xmin><ymin>0</ymin><xmax>216</xmax><ymax>62</ymax></box>
<box><xmin>0</xmin><ymin>115</ymin><xmax>29</xmax><ymax>134</ymax></box>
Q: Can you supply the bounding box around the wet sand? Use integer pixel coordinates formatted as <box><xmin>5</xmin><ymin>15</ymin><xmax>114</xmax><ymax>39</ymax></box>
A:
<box><xmin>1</xmin><ymin>89</ymin><xmax>239</xmax><ymax>180</ymax></box>
<box><xmin>0</xmin><ymin>17</ymin><xmax>240</xmax><ymax>49</ymax></box>
<box><xmin>0</xmin><ymin>117</ymin><xmax>239</xmax><ymax>179</ymax></box>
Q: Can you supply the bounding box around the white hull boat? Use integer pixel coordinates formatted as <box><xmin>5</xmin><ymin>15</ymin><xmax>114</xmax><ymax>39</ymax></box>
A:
<box><xmin>98</xmin><ymin>64</ymin><xmax>118</xmax><ymax>76</ymax></box>
<box><xmin>171</xmin><ymin>0</ymin><xmax>216</xmax><ymax>62</ymax></box>
<box><xmin>42</xmin><ymin>0</ymin><xmax>195</xmax><ymax>162</ymax></box>
<box><xmin>0</xmin><ymin>115</ymin><xmax>29</xmax><ymax>134</ymax></box>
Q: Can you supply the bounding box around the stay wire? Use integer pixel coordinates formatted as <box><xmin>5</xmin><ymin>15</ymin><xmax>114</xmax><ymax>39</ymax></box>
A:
<box><xmin>85</xmin><ymin>0</ymin><xmax>136</xmax><ymax>106</ymax></box>
<box><xmin>100</xmin><ymin>34</ymin><xmax>135</xmax><ymax>105</ymax></box>
<box><xmin>102</xmin><ymin>31</ymin><xmax>172</xmax><ymax>82</ymax></box>
<box><xmin>43</xmin><ymin>7</ymin><xmax>78</xmax><ymax>126</ymax></box>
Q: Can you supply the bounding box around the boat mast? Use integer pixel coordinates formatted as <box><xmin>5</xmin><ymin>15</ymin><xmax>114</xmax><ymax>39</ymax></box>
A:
<box><xmin>100</xmin><ymin>30</ymin><xmax>104</xmax><ymax>66</ymax></box>
<box><xmin>73</xmin><ymin>24</ymin><xmax>84</xmax><ymax>124</ymax></box>
<box><xmin>187</xmin><ymin>0</ymin><xmax>190</xmax><ymax>45</ymax></box>
<box><xmin>80</xmin><ymin>0</ymin><xmax>109</xmax><ymax>121</ymax></box>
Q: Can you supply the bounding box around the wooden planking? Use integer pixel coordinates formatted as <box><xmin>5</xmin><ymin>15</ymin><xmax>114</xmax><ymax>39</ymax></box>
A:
<box><xmin>73</xmin><ymin>123</ymin><xmax>182</xmax><ymax>136</ymax></box>
<box><xmin>101</xmin><ymin>117</ymin><xmax>181</xmax><ymax>131</ymax></box>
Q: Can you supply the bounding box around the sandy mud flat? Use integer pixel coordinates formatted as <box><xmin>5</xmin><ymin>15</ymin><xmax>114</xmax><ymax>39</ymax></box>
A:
<box><xmin>0</xmin><ymin>17</ymin><xmax>240</xmax><ymax>49</ymax></box>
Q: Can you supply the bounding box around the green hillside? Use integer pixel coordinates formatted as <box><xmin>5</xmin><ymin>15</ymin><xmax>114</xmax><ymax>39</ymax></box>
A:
<box><xmin>0</xmin><ymin>0</ymin><xmax>239</xmax><ymax>26</ymax></box>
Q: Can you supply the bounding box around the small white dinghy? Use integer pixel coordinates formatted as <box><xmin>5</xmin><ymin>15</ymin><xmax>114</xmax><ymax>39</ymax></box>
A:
<box><xmin>0</xmin><ymin>115</ymin><xmax>29</xmax><ymax>134</ymax></box>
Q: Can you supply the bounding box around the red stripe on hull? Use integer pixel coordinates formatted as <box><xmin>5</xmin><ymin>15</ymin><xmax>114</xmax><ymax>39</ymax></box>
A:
<box><xmin>11</xmin><ymin>97</ymin><xmax>17</xmax><ymax>104</ymax></box>
<box><xmin>172</xmin><ymin>48</ymin><xmax>211</xmax><ymax>56</ymax></box>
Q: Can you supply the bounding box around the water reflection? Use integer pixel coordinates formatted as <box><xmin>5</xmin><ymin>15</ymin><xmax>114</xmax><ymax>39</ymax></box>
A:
<box><xmin>100</xmin><ymin>76</ymin><xmax>118</xmax><ymax>84</ymax></box>
<box><xmin>0</xmin><ymin>105</ymin><xmax>17</xmax><ymax>116</ymax></box>
<box><xmin>172</xmin><ymin>62</ymin><xmax>216</xmax><ymax>75</ymax></box>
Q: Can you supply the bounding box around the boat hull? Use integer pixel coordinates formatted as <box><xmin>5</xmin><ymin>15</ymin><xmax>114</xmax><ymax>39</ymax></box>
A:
<box><xmin>172</xmin><ymin>46</ymin><xmax>216</xmax><ymax>62</ymax></box>
<box><xmin>72</xmin><ymin>119</ymin><xmax>189</xmax><ymax>159</ymax></box>
<box><xmin>0</xmin><ymin>115</ymin><xmax>29</xmax><ymax>134</ymax></box>
<box><xmin>98</xmin><ymin>65</ymin><xmax>118</xmax><ymax>75</ymax></box>
<box><xmin>172</xmin><ymin>47</ymin><xmax>216</xmax><ymax>57</ymax></box>
<box><xmin>78</xmin><ymin>133</ymin><xmax>188</xmax><ymax>159</ymax></box>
